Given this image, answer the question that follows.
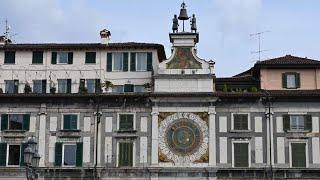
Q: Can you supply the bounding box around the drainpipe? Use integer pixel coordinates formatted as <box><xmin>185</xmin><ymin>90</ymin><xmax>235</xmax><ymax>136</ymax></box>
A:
<box><xmin>94</xmin><ymin>97</ymin><xmax>102</xmax><ymax>180</ymax></box>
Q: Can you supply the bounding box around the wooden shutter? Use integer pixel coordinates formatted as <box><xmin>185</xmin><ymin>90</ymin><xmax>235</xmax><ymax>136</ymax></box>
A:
<box><xmin>233</xmin><ymin>115</ymin><xmax>241</xmax><ymax>130</ymax></box>
<box><xmin>4</xmin><ymin>51</ymin><xmax>15</xmax><ymax>64</ymax></box>
<box><xmin>305</xmin><ymin>115</ymin><xmax>312</xmax><ymax>131</ymax></box>
<box><xmin>234</xmin><ymin>143</ymin><xmax>249</xmax><ymax>167</ymax></box>
<box><xmin>67</xmin><ymin>79</ymin><xmax>72</xmax><ymax>93</ymax></box>
<box><xmin>292</xmin><ymin>143</ymin><xmax>306</xmax><ymax>167</ymax></box>
<box><xmin>51</xmin><ymin>52</ymin><xmax>57</xmax><ymax>64</ymax></box>
<box><xmin>124</xmin><ymin>84</ymin><xmax>134</xmax><ymax>92</ymax></box>
<box><xmin>79</xmin><ymin>79</ymin><xmax>85</xmax><ymax>92</ymax></box>
<box><xmin>23</xmin><ymin>114</ymin><xmax>30</xmax><ymax>131</ymax></box>
<box><xmin>41</xmin><ymin>80</ymin><xmax>47</xmax><ymax>94</ymax></box>
<box><xmin>76</xmin><ymin>142</ymin><xmax>83</xmax><ymax>167</ymax></box>
<box><xmin>295</xmin><ymin>73</ymin><xmax>301</xmax><ymax>88</ymax></box>
<box><xmin>64</xmin><ymin>115</ymin><xmax>71</xmax><ymax>130</ymax></box>
<box><xmin>54</xmin><ymin>142</ymin><xmax>63</xmax><ymax>166</ymax></box>
<box><xmin>283</xmin><ymin>115</ymin><xmax>290</xmax><ymax>132</ymax></box>
<box><xmin>68</xmin><ymin>52</ymin><xmax>73</xmax><ymax>64</ymax></box>
<box><xmin>119</xmin><ymin>142</ymin><xmax>133</xmax><ymax>166</ymax></box>
<box><xmin>1</xmin><ymin>114</ymin><xmax>8</xmax><ymax>130</ymax></box>
<box><xmin>123</xmin><ymin>53</ymin><xmax>128</xmax><ymax>71</ymax></box>
<box><xmin>0</xmin><ymin>143</ymin><xmax>7</xmax><ymax>166</ymax></box>
<box><xmin>14</xmin><ymin>80</ymin><xmax>19</xmax><ymax>93</ymax></box>
<box><xmin>20</xmin><ymin>143</ymin><xmax>28</xmax><ymax>166</ymax></box>
<box><xmin>107</xmin><ymin>53</ymin><xmax>113</xmax><ymax>72</ymax></box>
<box><xmin>95</xmin><ymin>79</ymin><xmax>101</xmax><ymax>93</ymax></box>
<box><xmin>85</xmin><ymin>52</ymin><xmax>96</xmax><ymax>63</ymax></box>
<box><xmin>282</xmin><ymin>73</ymin><xmax>287</xmax><ymax>88</ymax></box>
<box><xmin>32</xmin><ymin>51</ymin><xmax>43</xmax><ymax>64</ymax></box>
<box><xmin>147</xmin><ymin>52</ymin><xmax>152</xmax><ymax>71</ymax></box>
<box><xmin>70</xmin><ymin>115</ymin><xmax>78</xmax><ymax>130</ymax></box>
<box><xmin>130</xmin><ymin>53</ymin><xmax>136</xmax><ymax>71</ymax></box>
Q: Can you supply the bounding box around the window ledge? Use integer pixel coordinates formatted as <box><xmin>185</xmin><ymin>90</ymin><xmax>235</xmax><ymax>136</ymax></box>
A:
<box><xmin>229</xmin><ymin>130</ymin><xmax>252</xmax><ymax>133</ymax></box>
<box><xmin>60</xmin><ymin>129</ymin><xmax>81</xmax><ymax>132</ymax></box>
<box><xmin>3</xmin><ymin>130</ymin><xmax>27</xmax><ymax>133</ymax></box>
<box><xmin>117</xmin><ymin>130</ymin><xmax>137</xmax><ymax>133</ymax></box>
<box><xmin>287</xmin><ymin>130</ymin><xmax>310</xmax><ymax>133</ymax></box>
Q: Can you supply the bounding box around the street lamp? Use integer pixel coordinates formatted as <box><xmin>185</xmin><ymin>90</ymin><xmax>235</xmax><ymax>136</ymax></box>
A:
<box><xmin>24</xmin><ymin>136</ymin><xmax>41</xmax><ymax>180</ymax></box>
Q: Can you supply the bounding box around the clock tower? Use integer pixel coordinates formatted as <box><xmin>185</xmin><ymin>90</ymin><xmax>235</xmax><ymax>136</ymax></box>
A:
<box><xmin>151</xmin><ymin>3</ymin><xmax>217</xmax><ymax>177</ymax></box>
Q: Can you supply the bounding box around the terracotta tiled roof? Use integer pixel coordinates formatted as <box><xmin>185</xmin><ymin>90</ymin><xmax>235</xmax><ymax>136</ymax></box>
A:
<box><xmin>254</xmin><ymin>55</ymin><xmax>320</xmax><ymax>67</ymax></box>
<box><xmin>0</xmin><ymin>42</ymin><xmax>167</xmax><ymax>61</ymax></box>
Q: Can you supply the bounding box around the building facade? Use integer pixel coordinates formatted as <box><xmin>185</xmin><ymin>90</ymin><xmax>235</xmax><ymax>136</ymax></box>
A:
<box><xmin>1</xmin><ymin>4</ymin><xmax>320</xmax><ymax>180</ymax></box>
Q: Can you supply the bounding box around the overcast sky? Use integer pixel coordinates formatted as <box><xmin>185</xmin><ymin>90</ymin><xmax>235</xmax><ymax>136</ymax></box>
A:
<box><xmin>1</xmin><ymin>0</ymin><xmax>320</xmax><ymax>77</ymax></box>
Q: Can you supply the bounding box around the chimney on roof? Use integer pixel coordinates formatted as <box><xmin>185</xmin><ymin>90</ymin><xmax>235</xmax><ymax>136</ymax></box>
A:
<box><xmin>100</xmin><ymin>29</ymin><xmax>111</xmax><ymax>45</ymax></box>
<box><xmin>0</xmin><ymin>36</ymin><xmax>11</xmax><ymax>45</ymax></box>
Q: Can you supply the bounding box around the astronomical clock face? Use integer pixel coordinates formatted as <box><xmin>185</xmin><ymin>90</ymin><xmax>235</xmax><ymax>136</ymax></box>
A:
<box><xmin>159</xmin><ymin>112</ymin><xmax>208</xmax><ymax>164</ymax></box>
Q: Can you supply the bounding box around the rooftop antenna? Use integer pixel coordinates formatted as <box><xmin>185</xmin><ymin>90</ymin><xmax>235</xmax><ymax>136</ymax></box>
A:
<box><xmin>250</xmin><ymin>31</ymin><xmax>270</xmax><ymax>61</ymax></box>
<box><xmin>3</xmin><ymin>19</ymin><xmax>17</xmax><ymax>43</ymax></box>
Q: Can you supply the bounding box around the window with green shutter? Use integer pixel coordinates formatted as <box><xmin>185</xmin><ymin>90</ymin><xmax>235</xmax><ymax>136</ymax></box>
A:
<box><xmin>107</xmin><ymin>53</ymin><xmax>112</xmax><ymax>72</ymax></box>
<box><xmin>76</xmin><ymin>142</ymin><xmax>83</xmax><ymax>167</ymax></box>
<box><xmin>130</xmin><ymin>53</ymin><xmax>136</xmax><ymax>71</ymax></box>
<box><xmin>284</xmin><ymin>114</ymin><xmax>312</xmax><ymax>132</ymax></box>
<box><xmin>85</xmin><ymin>52</ymin><xmax>96</xmax><ymax>64</ymax></box>
<box><xmin>119</xmin><ymin>114</ymin><xmax>134</xmax><ymax>131</ymax></box>
<box><xmin>147</xmin><ymin>52</ymin><xmax>152</xmax><ymax>71</ymax></box>
<box><xmin>291</xmin><ymin>143</ymin><xmax>306</xmax><ymax>167</ymax></box>
<box><xmin>63</xmin><ymin>144</ymin><xmax>77</xmax><ymax>166</ymax></box>
<box><xmin>124</xmin><ymin>84</ymin><xmax>134</xmax><ymax>92</ymax></box>
<box><xmin>1</xmin><ymin>114</ymin><xmax>8</xmax><ymax>131</ymax></box>
<box><xmin>123</xmin><ymin>52</ymin><xmax>128</xmax><ymax>71</ymax></box>
<box><xmin>20</xmin><ymin>143</ymin><xmax>28</xmax><ymax>167</ymax></box>
<box><xmin>1</xmin><ymin>114</ymin><xmax>30</xmax><ymax>131</ymax></box>
<box><xmin>63</xmin><ymin>114</ymin><xmax>78</xmax><ymax>130</ymax></box>
<box><xmin>118</xmin><ymin>142</ymin><xmax>133</xmax><ymax>167</ymax></box>
<box><xmin>55</xmin><ymin>142</ymin><xmax>63</xmax><ymax>166</ymax></box>
<box><xmin>0</xmin><ymin>143</ymin><xmax>7</xmax><ymax>166</ymax></box>
<box><xmin>233</xmin><ymin>114</ymin><xmax>249</xmax><ymax>130</ymax></box>
<box><xmin>8</xmin><ymin>145</ymin><xmax>21</xmax><ymax>166</ymax></box>
<box><xmin>32</xmin><ymin>51</ymin><xmax>44</xmax><ymax>64</ymax></box>
<box><xmin>234</xmin><ymin>143</ymin><xmax>249</xmax><ymax>167</ymax></box>
<box><xmin>4</xmin><ymin>51</ymin><xmax>15</xmax><ymax>64</ymax></box>
<box><xmin>282</xmin><ymin>72</ymin><xmax>300</xmax><ymax>89</ymax></box>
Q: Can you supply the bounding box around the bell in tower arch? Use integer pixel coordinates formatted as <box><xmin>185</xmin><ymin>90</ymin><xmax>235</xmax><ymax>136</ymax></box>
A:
<box><xmin>178</xmin><ymin>2</ymin><xmax>189</xmax><ymax>20</ymax></box>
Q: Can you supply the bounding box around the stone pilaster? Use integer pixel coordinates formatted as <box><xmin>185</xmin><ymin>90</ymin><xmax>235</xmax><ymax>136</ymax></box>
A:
<box><xmin>151</xmin><ymin>107</ymin><xmax>159</xmax><ymax>166</ymax></box>
<box><xmin>208</xmin><ymin>106</ymin><xmax>216</xmax><ymax>166</ymax></box>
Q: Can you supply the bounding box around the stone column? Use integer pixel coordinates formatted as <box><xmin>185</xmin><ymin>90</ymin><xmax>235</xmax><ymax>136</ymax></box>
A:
<box><xmin>266</xmin><ymin>108</ymin><xmax>274</xmax><ymax>166</ymax></box>
<box><xmin>208</xmin><ymin>106</ymin><xmax>216</xmax><ymax>166</ymax></box>
<box><xmin>38</xmin><ymin>104</ymin><xmax>47</xmax><ymax>167</ymax></box>
<box><xmin>151</xmin><ymin>107</ymin><xmax>159</xmax><ymax>166</ymax></box>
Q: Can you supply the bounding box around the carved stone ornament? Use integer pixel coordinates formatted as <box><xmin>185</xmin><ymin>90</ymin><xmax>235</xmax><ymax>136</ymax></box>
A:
<box><xmin>159</xmin><ymin>112</ymin><xmax>209</xmax><ymax>164</ymax></box>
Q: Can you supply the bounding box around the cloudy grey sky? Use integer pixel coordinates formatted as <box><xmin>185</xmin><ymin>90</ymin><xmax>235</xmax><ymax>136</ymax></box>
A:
<box><xmin>1</xmin><ymin>0</ymin><xmax>320</xmax><ymax>77</ymax></box>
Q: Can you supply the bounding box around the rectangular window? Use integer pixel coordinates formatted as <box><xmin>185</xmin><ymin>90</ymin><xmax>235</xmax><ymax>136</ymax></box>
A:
<box><xmin>118</xmin><ymin>142</ymin><xmax>133</xmax><ymax>167</ymax></box>
<box><xmin>9</xmin><ymin>114</ymin><xmax>24</xmax><ymax>130</ymax></box>
<box><xmin>4</xmin><ymin>51</ymin><xmax>15</xmax><ymax>64</ymax></box>
<box><xmin>113</xmin><ymin>53</ymin><xmax>123</xmax><ymax>71</ymax></box>
<box><xmin>85</xmin><ymin>52</ymin><xmax>96</xmax><ymax>64</ymax></box>
<box><xmin>233</xmin><ymin>114</ymin><xmax>249</xmax><ymax>130</ymax></box>
<box><xmin>283</xmin><ymin>73</ymin><xmax>300</xmax><ymax>89</ymax></box>
<box><xmin>234</xmin><ymin>143</ymin><xmax>249</xmax><ymax>167</ymax></box>
<box><xmin>112</xmin><ymin>85</ymin><xmax>124</xmax><ymax>93</ymax></box>
<box><xmin>57</xmin><ymin>52</ymin><xmax>69</xmax><ymax>64</ymax></box>
<box><xmin>86</xmin><ymin>79</ymin><xmax>95</xmax><ymax>93</ymax></box>
<box><xmin>33</xmin><ymin>80</ymin><xmax>46</xmax><ymax>93</ymax></box>
<box><xmin>290</xmin><ymin>115</ymin><xmax>305</xmax><ymax>131</ymax></box>
<box><xmin>32</xmin><ymin>51</ymin><xmax>43</xmax><ymax>64</ymax></box>
<box><xmin>134</xmin><ymin>85</ymin><xmax>145</xmax><ymax>92</ymax></box>
<box><xmin>63</xmin><ymin>114</ymin><xmax>78</xmax><ymax>130</ymax></box>
<box><xmin>63</xmin><ymin>144</ymin><xmax>76</xmax><ymax>166</ymax></box>
<box><xmin>124</xmin><ymin>84</ymin><xmax>134</xmax><ymax>92</ymax></box>
<box><xmin>291</xmin><ymin>143</ymin><xmax>306</xmax><ymax>167</ymax></box>
<box><xmin>119</xmin><ymin>114</ymin><xmax>134</xmax><ymax>131</ymax></box>
<box><xmin>136</xmin><ymin>53</ymin><xmax>147</xmax><ymax>71</ymax></box>
<box><xmin>8</xmin><ymin>145</ymin><xmax>20</xmax><ymax>166</ymax></box>
<box><xmin>283</xmin><ymin>115</ymin><xmax>312</xmax><ymax>132</ymax></box>
<box><xmin>5</xmin><ymin>80</ymin><xmax>19</xmax><ymax>94</ymax></box>
<box><xmin>58</xmin><ymin>79</ymin><xmax>71</xmax><ymax>93</ymax></box>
